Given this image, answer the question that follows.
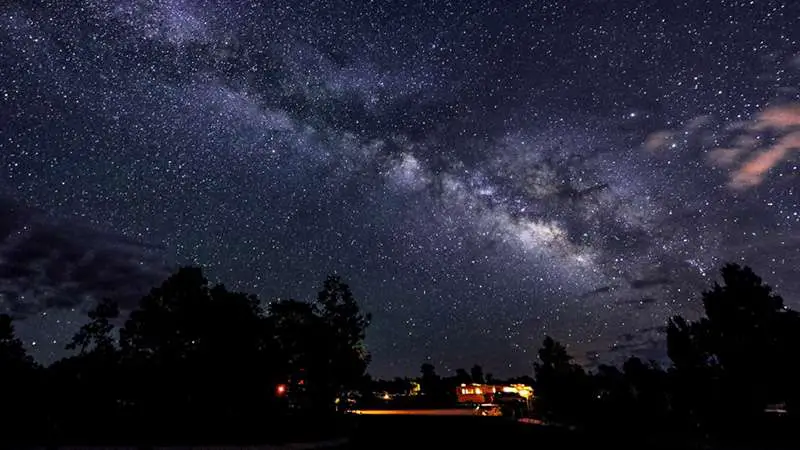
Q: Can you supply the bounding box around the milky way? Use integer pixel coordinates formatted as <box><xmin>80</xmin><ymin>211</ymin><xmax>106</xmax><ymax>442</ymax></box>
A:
<box><xmin>1</xmin><ymin>0</ymin><xmax>798</xmax><ymax>377</ymax></box>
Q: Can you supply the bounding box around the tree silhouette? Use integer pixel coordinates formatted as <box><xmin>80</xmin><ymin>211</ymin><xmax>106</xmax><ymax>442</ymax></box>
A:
<box><xmin>419</xmin><ymin>362</ymin><xmax>449</xmax><ymax>404</ymax></box>
<box><xmin>115</xmin><ymin>267</ymin><xmax>278</xmax><ymax>437</ymax></box>
<box><xmin>67</xmin><ymin>299</ymin><xmax>119</xmax><ymax>355</ymax></box>
<box><xmin>534</xmin><ymin>336</ymin><xmax>590</xmax><ymax>424</ymax></box>
<box><xmin>0</xmin><ymin>267</ymin><xmax>374</xmax><ymax>444</ymax></box>
<box><xmin>11</xmin><ymin>261</ymin><xmax>800</xmax><ymax>446</ymax></box>
<box><xmin>120</xmin><ymin>267</ymin><xmax>212</xmax><ymax>359</ymax></box>
<box><xmin>268</xmin><ymin>298</ymin><xmax>323</xmax><ymax>410</ymax></box>
<box><xmin>313</xmin><ymin>275</ymin><xmax>371</xmax><ymax>403</ymax></box>
<box><xmin>421</xmin><ymin>362</ymin><xmax>437</xmax><ymax>380</ymax></box>
<box><xmin>455</xmin><ymin>367</ymin><xmax>471</xmax><ymax>384</ymax></box>
<box><xmin>667</xmin><ymin>263</ymin><xmax>800</xmax><ymax>431</ymax></box>
<box><xmin>49</xmin><ymin>299</ymin><xmax>123</xmax><ymax>442</ymax></box>
<box><xmin>470</xmin><ymin>364</ymin><xmax>485</xmax><ymax>384</ymax></box>
<box><xmin>0</xmin><ymin>314</ymin><xmax>38</xmax><ymax>441</ymax></box>
<box><xmin>0</xmin><ymin>313</ymin><xmax>34</xmax><ymax>370</ymax></box>
<box><xmin>622</xmin><ymin>357</ymin><xmax>669</xmax><ymax>430</ymax></box>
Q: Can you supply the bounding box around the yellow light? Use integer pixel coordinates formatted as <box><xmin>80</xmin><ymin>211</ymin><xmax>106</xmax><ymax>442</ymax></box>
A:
<box><xmin>382</xmin><ymin>393</ymin><xmax>391</xmax><ymax>400</ymax></box>
<box><xmin>475</xmin><ymin>388</ymin><xmax>482</xmax><ymax>394</ymax></box>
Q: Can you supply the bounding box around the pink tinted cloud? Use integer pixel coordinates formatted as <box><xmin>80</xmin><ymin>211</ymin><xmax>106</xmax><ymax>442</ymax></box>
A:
<box><xmin>752</xmin><ymin>104</ymin><xmax>800</xmax><ymax>130</ymax></box>
<box><xmin>646</xmin><ymin>102</ymin><xmax>800</xmax><ymax>190</ymax></box>
<box><xmin>643</xmin><ymin>131</ymin><xmax>674</xmax><ymax>153</ymax></box>
<box><xmin>729</xmin><ymin>131</ymin><xmax>800</xmax><ymax>190</ymax></box>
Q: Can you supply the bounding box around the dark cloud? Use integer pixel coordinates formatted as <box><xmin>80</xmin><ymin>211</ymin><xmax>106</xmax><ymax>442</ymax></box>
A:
<box><xmin>619</xmin><ymin>332</ymin><xmax>636</xmax><ymax>342</ymax></box>
<box><xmin>0</xmin><ymin>197</ymin><xmax>169</xmax><ymax>318</ymax></box>
<box><xmin>618</xmin><ymin>296</ymin><xmax>659</xmax><ymax>309</ymax></box>
<box><xmin>629</xmin><ymin>277</ymin><xmax>672</xmax><ymax>290</ymax></box>
<box><xmin>584</xmin><ymin>350</ymin><xmax>601</xmax><ymax>363</ymax></box>
<box><xmin>609</xmin><ymin>326</ymin><xmax>668</xmax><ymax>365</ymax></box>
<box><xmin>611</xmin><ymin>326</ymin><xmax>668</xmax><ymax>353</ymax></box>
<box><xmin>580</xmin><ymin>285</ymin><xmax>616</xmax><ymax>299</ymax></box>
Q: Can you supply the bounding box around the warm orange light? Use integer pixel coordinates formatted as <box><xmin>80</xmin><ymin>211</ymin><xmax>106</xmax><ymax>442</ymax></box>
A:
<box><xmin>276</xmin><ymin>384</ymin><xmax>287</xmax><ymax>396</ymax></box>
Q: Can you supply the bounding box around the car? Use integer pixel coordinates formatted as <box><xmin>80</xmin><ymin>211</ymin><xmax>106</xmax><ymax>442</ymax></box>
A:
<box><xmin>474</xmin><ymin>403</ymin><xmax>503</xmax><ymax>416</ymax></box>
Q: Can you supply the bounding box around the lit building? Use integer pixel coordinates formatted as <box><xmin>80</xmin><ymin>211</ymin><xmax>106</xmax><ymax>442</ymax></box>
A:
<box><xmin>456</xmin><ymin>383</ymin><xmax>533</xmax><ymax>405</ymax></box>
<box><xmin>457</xmin><ymin>383</ymin><xmax>496</xmax><ymax>404</ymax></box>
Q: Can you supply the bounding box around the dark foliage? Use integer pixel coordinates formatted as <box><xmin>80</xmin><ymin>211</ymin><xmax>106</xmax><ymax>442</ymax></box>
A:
<box><xmin>531</xmin><ymin>263</ymin><xmax>799</xmax><ymax>446</ymax></box>
<box><xmin>533</xmin><ymin>336</ymin><xmax>591</xmax><ymax>424</ymax></box>
<box><xmin>470</xmin><ymin>364</ymin><xmax>485</xmax><ymax>384</ymax></box>
<box><xmin>409</xmin><ymin>362</ymin><xmax>468</xmax><ymax>406</ymax></box>
<box><xmin>666</xmin><ymin>263</ymin><xmax>800</xmax><ymax>434</ymax></box>
<box><xmin>2</xmin><ymin>262</ymin><xmax>797</xmax><ymax>447</ymax></box>
<box><xmin>0</xmin><ymin>313</ymin><xmax>39</xmax><ymax>439</ymax></box>
<box><xmin>455</xmin><ymin>367</ymin><xmax>471</xmax><ymax>384</ymax></box>
<box><xmin>0</xmin><ymin>267</ymin><xmax>369</xmax><ymax>444</ymax></box>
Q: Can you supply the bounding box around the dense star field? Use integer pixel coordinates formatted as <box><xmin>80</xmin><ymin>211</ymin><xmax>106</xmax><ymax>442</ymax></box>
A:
<box><xmin>1</xmin><ymin>1</ymin><xmax>798</xmax><ymax>377</ymax></box>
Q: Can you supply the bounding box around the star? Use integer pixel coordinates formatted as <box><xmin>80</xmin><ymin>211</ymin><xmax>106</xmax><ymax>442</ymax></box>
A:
<box><xmin>0</xmin><ymin>0</ymin><xmax>798</xmax><ymax>377</ymax></box>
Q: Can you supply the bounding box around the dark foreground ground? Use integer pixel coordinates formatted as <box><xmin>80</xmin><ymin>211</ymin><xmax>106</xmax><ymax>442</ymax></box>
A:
<box><xmin>15</xmin><ymin>413</ymin><xmax>798</xmax><ymax>449</ymax></box>
<box><xmin>340</xmin><ymin>414</ymin><xmax>797</xmax><ymax>450</ymax></box>
<box><xmin>342</xmin><ymin>415</ymin><xmax>573</xmax><ymax>449</ymax></box>
<box><xmin>340</xmin><ymin>415</ymin><xmax>694</xmax><ymax>450</ymax></box>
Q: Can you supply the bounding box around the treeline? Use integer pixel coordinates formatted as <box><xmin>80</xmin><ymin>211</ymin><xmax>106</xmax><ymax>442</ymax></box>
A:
<box><xmin>361</xmin><ymin>263</ymin><xmax>799</xmax><ymax>445</ymax></box>
<box><xmin>2</xmin><ymin>262</ymin><xmax>797</xmax><ymax>446</ymax></box>
<box><xmin>531</xmin><ymin>263</ymin><xmax>800</xmax><ymax>444</ymax></box>
<box><xmin>0</xmin><ymin>267</ymin><xmax>370</xmax><ymax>444</ymax></box>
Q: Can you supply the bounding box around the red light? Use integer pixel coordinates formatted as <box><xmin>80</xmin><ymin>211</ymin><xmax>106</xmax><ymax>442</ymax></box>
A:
<box><xmin>276</xmin><ymin>384</ymin><xmax>287</xmax><ymax>396</ymax></box>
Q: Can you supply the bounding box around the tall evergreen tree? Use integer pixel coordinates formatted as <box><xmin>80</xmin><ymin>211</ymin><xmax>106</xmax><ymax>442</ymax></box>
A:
<box><xmin>534</xmin><ymin>336</ymin><xmax>590</xmax><ymax>424</ymax></box>
<box><xmin>667</xmin><ymin>263</ymin><xmax>800</xmax><ymax>428</ymax></box>
<box><xmin>313</xmin><ymin>275</ymin><xmax>371</xmax><ymax>401</ymax></box>
<box><xmin>0</xmin><ymin>313</ymin><xmax>34</xmax><ymax>370</ymax></box>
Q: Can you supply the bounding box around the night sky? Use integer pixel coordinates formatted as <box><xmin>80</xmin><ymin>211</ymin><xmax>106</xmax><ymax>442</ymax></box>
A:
<box><xmin>1</xmin><ymin>1</ymin><xmax>798</xmax><ymax>378</ymax></box>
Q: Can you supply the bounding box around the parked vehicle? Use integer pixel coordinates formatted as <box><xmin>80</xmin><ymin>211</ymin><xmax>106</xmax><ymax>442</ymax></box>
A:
<box><xmin>474</xmin><ymin>403</ymin><xmax>503</xmax><ymax>416</ymax></box>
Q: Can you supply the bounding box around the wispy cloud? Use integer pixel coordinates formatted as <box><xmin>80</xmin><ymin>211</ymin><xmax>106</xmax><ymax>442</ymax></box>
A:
<box><xmin>629</xmin><ymin>276</ymin><xmax>671</xmax><ymax>290</ymax></box>
<box><xmin>647</xmin><ymin>103</ymin><xmax>800</xmax><ymax>190</ymax></box>
<box><xmin>728</xmin><ymin>130</ymin><xmax>800</xmax><ymax>189</ymax></box>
